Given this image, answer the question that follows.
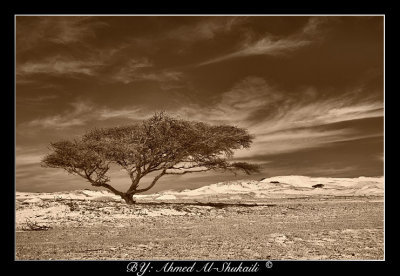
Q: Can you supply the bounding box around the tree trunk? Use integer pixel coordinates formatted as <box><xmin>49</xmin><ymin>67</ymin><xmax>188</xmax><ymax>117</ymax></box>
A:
<box><xmin>121</xmin><ymin>193</ymin><xmax>136</xmax><ymax>205</ymax></box>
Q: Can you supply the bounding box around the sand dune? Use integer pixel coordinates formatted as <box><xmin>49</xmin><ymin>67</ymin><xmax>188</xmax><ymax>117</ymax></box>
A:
<box><xmin>157</xmin><ymin>175</ymin><xmax>384</xmax><ymax>199</ymax></box>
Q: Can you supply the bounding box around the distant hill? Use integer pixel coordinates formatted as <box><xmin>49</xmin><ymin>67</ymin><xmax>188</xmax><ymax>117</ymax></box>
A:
<box><xmin>16</xmin><ymin>175</ymin><xmax>384</xmax><ymax>203</ymax></box>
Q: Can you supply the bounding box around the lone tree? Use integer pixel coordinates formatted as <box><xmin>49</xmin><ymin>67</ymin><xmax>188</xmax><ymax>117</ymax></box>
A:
<box><xmin>41</xmin><ymin>113</ymin><xmax>260</xmax><ymax>204</ymax></box>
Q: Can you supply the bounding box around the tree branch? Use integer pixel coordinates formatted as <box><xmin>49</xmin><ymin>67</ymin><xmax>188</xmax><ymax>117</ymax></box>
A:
<box><xmin>132</xmin><ymin>169</ymin><xmax>167</xmax><ymax>194</ymax></box>
<box><xmin>95</xmin><ymin>183</ymin><xmax>124</xmax><ymax>196</ymax></box>
<box><xmin>165</xmin><ymin>167</ymin><xmax>212</xmax><ymax>175</ymax></box>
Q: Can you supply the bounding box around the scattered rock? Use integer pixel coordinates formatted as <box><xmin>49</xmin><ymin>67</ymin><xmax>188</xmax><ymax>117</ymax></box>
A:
<box><xmin>24</xmin><ymin>198</ymin><xmax>43</xmax><ymax>204</ymax></box>
<box><xmin>65</xmin><ymin>201</ymin><xmax>80</xmax><ymax>211</ymax></box>
<box><xmin>312</xmin><ymin>184</ymin><xmax>324</xmax><ymax>188</ymax></box>
<box><xmin>137</xmin><ymin>244</ymin><xmax>151</xmax><ymax>249</ymax></box>
<box><xmin>92</xmin><ymin>196</ymin><xmax>117</xmax><ymax>202</ymax></box>
<box><xmin>23</xmin><ymin>219</ymin><xmax>52</xmax><ymax>231</ymax></box>
<box><xmin>270</xmin><ymin>181</ymin><xmax>280</xmax><ymax>184</ymax></box>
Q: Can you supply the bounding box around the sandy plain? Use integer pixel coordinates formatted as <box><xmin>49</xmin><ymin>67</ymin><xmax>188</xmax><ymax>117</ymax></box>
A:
<box><xmin>15</xmin><ymin>195</ymin><xmax>383</xmax><ymax>260</ymax></box>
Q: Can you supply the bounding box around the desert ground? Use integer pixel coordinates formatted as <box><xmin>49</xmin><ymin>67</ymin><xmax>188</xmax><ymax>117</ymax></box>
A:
<box><xmin>15</xmin><ymin>176</ymin><xmax>384</xmax><ymax>260</ymax></box>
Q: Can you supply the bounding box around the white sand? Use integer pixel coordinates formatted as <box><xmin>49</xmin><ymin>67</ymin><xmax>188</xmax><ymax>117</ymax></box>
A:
<box><xmin>156</xmin><ymin>195</ymin><xmax>177</xmax><ymax>200</ymax></box>
<box><xmin>160</xmin><ymin>176</ymin><xmax>384</xmax><ymax>199</ymax></box>
<box><xmin>15</xmin><ymin>175</ymin><xmax>384</xmax><ymax>230</ymax></box>
<box><xmin>16</xmin><ymin>175</ymin><xmax>384</xmax><ymax>203</ymax></box>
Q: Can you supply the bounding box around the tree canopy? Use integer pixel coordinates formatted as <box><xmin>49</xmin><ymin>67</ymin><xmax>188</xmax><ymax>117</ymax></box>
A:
<box><xmin>42</xmin><ymin>113</ymin><xmax>260</xmax><ymax>204</ymax></box>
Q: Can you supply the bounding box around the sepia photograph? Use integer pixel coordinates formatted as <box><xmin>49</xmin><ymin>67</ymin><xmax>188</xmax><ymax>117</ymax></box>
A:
<box><xmin>15</xmin><ymin>15</ymin><xmax>384</xmax><ymax>261</ymax></box>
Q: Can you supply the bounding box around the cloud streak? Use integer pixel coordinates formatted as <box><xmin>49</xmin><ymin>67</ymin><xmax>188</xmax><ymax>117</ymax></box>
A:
<box><xmin>22</xmin><ymin>75</ymin><xmax>383</xmax><ymax>161</ymax></box>
<box><xmin>17</xmin><ymin>16</ymin><xmax>107</xmax><ymax>52</ymax></box>
<box><xmin>198</xmin><ymin>38</ymin><xmax>312</xmax><ymax>66</ymax></box>
<box><xmin>25</xmin><ymin>101</ymin><xmax>148</xmax><ymax>129</ymax></box>
<box><xmin>111</xmin><ymin>58</ymin><xmax>183</xmax><ymax>84</ymax></box>
<box><xmin>173</xmin><ymin>76</ymin><xmax>383</xmax><ymax>157</ymax></box>
<box><xmin>15</xmin><ymin>147</ymin><xmax>44</xmax><ymax>166</ymax></box>
<box><xmin>167</xmin><ymin>17</ymin><xmax>244</xmax><ymax>42</ymax></box>
<box><xmin>197</xmin><ymin>17</ymin><xmax>328</xmax><ymax>66</ymax></box>
<box><xmin>17</xmin><ymin>56</ymin><xmax>103</xmax><ymax>78</ymax></box>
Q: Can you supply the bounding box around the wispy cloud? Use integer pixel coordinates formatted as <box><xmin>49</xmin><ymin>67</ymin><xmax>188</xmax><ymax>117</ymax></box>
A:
<box><xmin>27</xmin><ymin>101</ymin><xmax>92</xmax><ymax>129</ymax></box>
<box><xmin>174</xmin><ymin>76</ymin><xmax>383</xmax><ymax>156</ymax></box>
<box><xmin>250</xmin><ymin>98</ymin><xmax>383</xmax><ymax>135</ymax></box>
<box><xmin>197</xmin><ymin>17</ymin><xmax>328</xmax><ymax>66</ymax></box>
<box><xmin>300</xmin><ymin>16</ymin><xmax>332</xmax><ymax>36</ymax></box>
<box><xmin>235</xmin><ymin>130</ymin><xmax>381</xmax><ymax>159</ymax></box>
<box><xmin>17</xmin><ymin>94</ymin><xmax>59</xmax><ymax>105</ymax></box>
<box><xmin>16</xmin><ymin>17</ymin><xmax>115</xmax><ymax>83</ymax></box>
<box><xmin>48</xmin><ymin>17</ymin><xmax>107</xmax><ymax>44</ymax></box>
<box><xmin>17</xmin><ymin>16</ymin><xmax>107</xmax><ymax>52</ymax></box>
<box><xmin>167</xmin><ymin>17</ymin><xmax>244</xmax><ymax>42</ymax></box>
<box><xmin>111</xmin><ymin>58</ymin><xmax>152</xmax><ymax>83</ymax></box>
<box><xmin>234</xmin><ymin>129</ymin><xmax>351</xmax><ymax>158</ymax></box>
<box><xmin>25</xmin><ymin>75</ymin><xmax>382</xmax><ymax>157</ymax></box>
<box><xmin>16</xmin><ymin>43</ymin><xmax>132</xmax><ymax>84</ymax></box>
<box><xmin>15</xmin><ymin>145</ymin><xmax>88</xmax><ymax>192</ymax></box>
<box><xmin>179</xmin><ymin>76</ymin><xmax>382</xmax><ymax>129</ymax></box>
<box><xmin>97</xmin><ymin>106</ymin><xmax>146</xmax><ymax>121</ymax></box>
<box><xmin>25</xmin><ymin>101</ymin><xmax>148</xmax><ymax>129</ymax></box>
<box><xmin>176</xmin><ymin>76</ymin><xmax>282</xmax><ymax>124</ymax></box>
<box><xmin>15</xmin><ymin>147</ymin><xmax>44</xmax><ymax>166</ymax></box>
<box><xmin>198</xmin><ymin>38</ymin><xmax>311</xmax><ymax>66</ymax></box>
<box><xmin>112</xmin><ymin>58</ymin><xmax>183</xmax><ymax>84</ymax></box>
<box><xmin>17</xmin><ymin>56</ymin><xmax>103</xmax><ymax>77</ymax></box>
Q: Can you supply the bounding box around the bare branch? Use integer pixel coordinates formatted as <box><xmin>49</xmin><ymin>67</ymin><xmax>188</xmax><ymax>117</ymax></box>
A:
<box><xmin>165</xmin><ymin>167</ymin><xmax>212</xmax><ymax>175</ymax></box>
<box><xmin>131</xmin><ymin>169</ymin><xmax>167</xmax><ymax>194</ymax></box>
<box><xmin>94</xmin><ymin>183</ymin><xmax>124</xmax><ymax>196</ymax></box>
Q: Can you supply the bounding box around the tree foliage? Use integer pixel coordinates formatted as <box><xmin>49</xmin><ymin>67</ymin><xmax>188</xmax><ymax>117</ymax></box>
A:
<box><xmin>42</xmin><ymin>113</ymin><xmax>260</xmax><ymax>204</ymax></box>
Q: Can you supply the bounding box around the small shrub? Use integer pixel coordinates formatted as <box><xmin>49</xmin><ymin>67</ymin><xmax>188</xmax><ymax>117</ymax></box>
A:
<box><xmin>65</xmin><ymin>201</ymin><xmax>80</xmax><ymax>211</ymax></box>
<box><xmin>22</xmin><ymin>218</ymin><xmax>52</xmax><ymax>231</ymax></box>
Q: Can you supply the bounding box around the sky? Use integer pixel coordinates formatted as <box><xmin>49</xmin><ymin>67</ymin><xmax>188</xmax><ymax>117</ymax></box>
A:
<box><xmin>15</xmin><ymin>15</ymin><xmax>384</xmax><ymax>193</ymax></box>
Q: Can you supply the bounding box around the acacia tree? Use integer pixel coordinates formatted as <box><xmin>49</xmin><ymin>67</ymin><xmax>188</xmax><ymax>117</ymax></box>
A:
<box><xmin>41</xmin><ymin>113</ymin><xmax>260</xmax><ymax>204</ymax></box>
